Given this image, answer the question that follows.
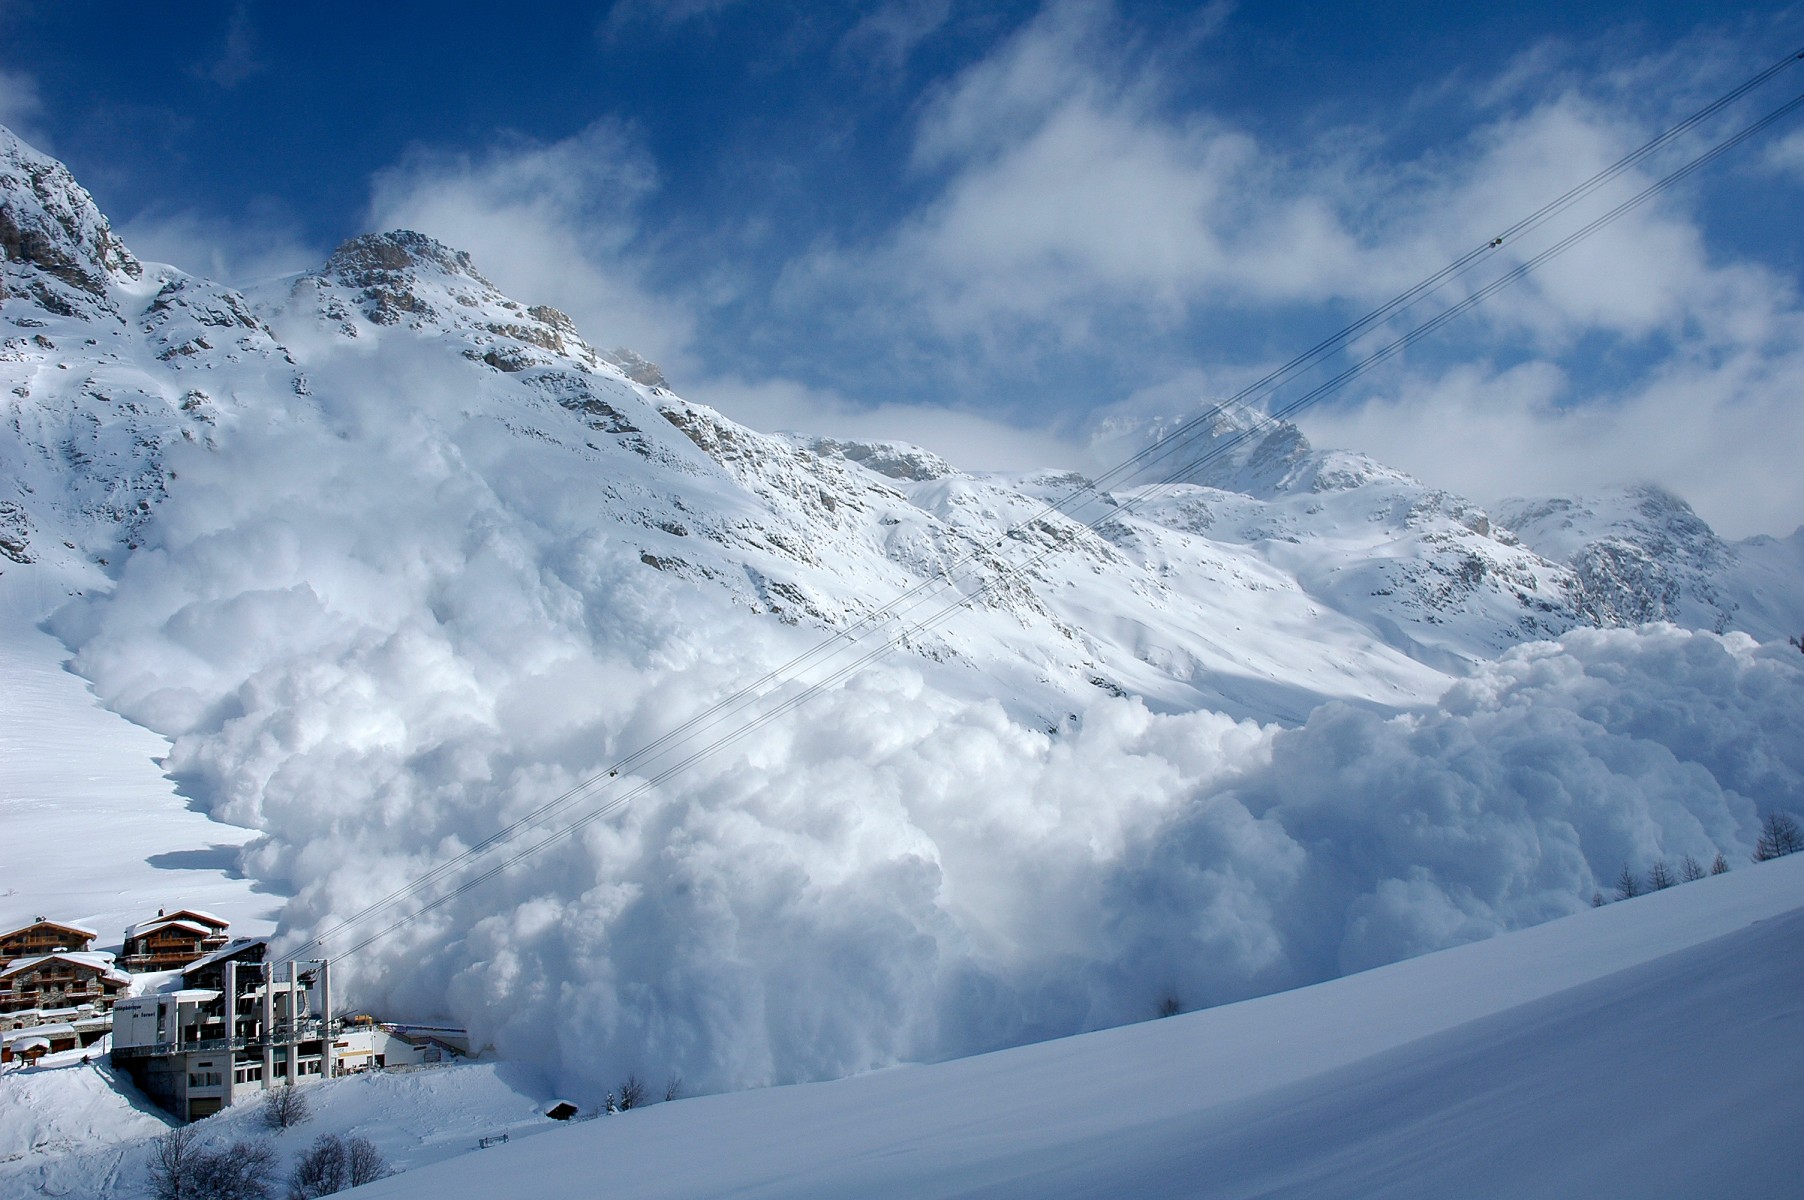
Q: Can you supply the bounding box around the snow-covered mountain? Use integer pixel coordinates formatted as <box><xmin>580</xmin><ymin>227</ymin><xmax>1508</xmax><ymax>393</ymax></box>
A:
<box><xmin>4</xmin><ymin>124</ymin><xmax>1803</xmax><ymax>1100</ymax></box>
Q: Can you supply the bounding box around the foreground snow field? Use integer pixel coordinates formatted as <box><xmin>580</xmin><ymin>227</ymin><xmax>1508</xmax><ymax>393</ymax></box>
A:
<box><xmin>349</xmin><ymin>852</ymin><xmax>1804</xmax><ymax>1200</ymax></box>
<box><xmin>3</xmin><ymin>853</ymin><xmax>1797</xmax><ymax>1199</ymax></box>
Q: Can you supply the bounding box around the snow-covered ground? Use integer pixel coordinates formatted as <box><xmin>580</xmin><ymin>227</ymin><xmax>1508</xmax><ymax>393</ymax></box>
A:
<box><xmin>4</xmin><ymin>851</ymin><xmax>1797</xmax><ymax>1199</ymax></box>
<box><xmin>0</xmin><ymin>1053</ymin><xmax>562</xmax><ymax>1199</ymax></box>
<box><xmin>0</xmin><ymin>565</ymin><xmax>272</xmax><ymax>944</ymax></box>
<box><xmin>357</xmin><ymin>852</ymin><xmax>1804</xmax><ymax>1200</ymax></box>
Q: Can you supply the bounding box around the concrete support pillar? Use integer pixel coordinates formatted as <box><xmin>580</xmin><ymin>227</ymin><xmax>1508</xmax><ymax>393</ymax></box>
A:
<box><xmin>222</xmin><ymin>960</ymin><xmax>237</xmax><ymax>1108</ymax></box>
<box><xmin>260</xmin><ymin>962</ymin><xmax>274</xmax><ymax>1089</ymax></box>
<box><xmin>319</xmin><ymin>959</ymin><xmax>334</xmax><ymax>1081</ymax></box>
<box><xmin>285</xmin><ymin>961</ymin><xmax>297</xmax><ymax>1087</ymax></box>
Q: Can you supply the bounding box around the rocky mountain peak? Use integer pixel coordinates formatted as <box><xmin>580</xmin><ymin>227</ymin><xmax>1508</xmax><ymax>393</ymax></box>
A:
<box><xmin>1</xmin><ymin>125</ymin><xmax>142</xmax><ymax>318</ymax></box>
<box><xmin>322</xmin><ymin>229</ymin><xmax>487</xmax><ymax>285</ymax></box>
<box><xmin>307</xmin><ymin>230</ymin><xmax>496</xmax><ymax>328</ymax></box>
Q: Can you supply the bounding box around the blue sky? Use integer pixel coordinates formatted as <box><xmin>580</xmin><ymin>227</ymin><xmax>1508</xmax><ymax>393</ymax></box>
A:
<box><xmin>6</xmin><ymin>1</ymin><xmax>1804</xmax><ymax>536</ymax></box>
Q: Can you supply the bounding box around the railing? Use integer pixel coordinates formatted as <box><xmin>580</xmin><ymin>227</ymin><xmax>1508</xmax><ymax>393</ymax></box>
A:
<box><xmin>110</xmin><ymin>1019</ymin><xmax>332</xmax><ymax>1060</ymax></box>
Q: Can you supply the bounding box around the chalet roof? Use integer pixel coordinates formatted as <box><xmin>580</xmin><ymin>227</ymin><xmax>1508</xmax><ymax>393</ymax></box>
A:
<box><xmin>0</xmin><ymin>918</ymin><xmax>98</xmax><ymax>942</ymax></box>
<box><xmin>123</xmin><ymin>908</ymin><xmax>229</xmax><ymax>938</ymax></box>
<box><xmin>181</xmin><ymin>936</ymin><xmax>269</xmax><ymax>978</ymax></box>
<box><xmin>3</xmin><ymin>1023</ymin><xmax>75</xmax><ymax>1044</ymax></box>
<box><xmin>123</xmin><ymin>918</ymin><xmax>215</xmax><ymax>940</ymax></box>
<box><xmin>0</xmin><ymin>952</ymin><xmax>131</xmax><ymax>985</ymax></box>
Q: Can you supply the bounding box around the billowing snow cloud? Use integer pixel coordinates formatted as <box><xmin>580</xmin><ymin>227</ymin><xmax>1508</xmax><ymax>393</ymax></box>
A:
<box><xmin>52</xmin><ymin>345</ymin><xmax>1804</xmax><ymax>1098</ymax></box>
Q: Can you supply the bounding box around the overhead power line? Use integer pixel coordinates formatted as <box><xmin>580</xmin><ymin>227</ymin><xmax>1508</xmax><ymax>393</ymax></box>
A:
<box><xmin>294</xmin><ymin>48</ymin><xmax>1804</xmax><ymax>965</ymax></box>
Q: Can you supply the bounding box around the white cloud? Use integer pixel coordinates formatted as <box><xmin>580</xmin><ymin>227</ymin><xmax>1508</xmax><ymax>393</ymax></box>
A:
<box><xmin>1297</xmin><ymin>338</ymin><xmax>1804</xmax><ymax>540</ymax></box>
<box><xmin>366</xmin><ymin>121</ymin><xmax>697</xmax><ymax>373</ymax></box>
<box><xmin>783</xmin><ymin>0</ymin><xmax>1375</xmax><ymax>351</ymax></box>
<box><xmin>690</xmin><ymin>373</ymin><xmax>1080</xmax><ymax>472</ymax></box>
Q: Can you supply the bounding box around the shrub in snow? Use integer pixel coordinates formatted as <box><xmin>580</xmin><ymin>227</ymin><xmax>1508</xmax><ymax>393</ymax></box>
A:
<box><xmin>147</xmin><ymin>1125</ymin><xmax>202</xmax><ymax>1200</ymax></box>
<box><xmin>262</xmin><ymin>1085</ymin><xmax>310</xmax><ymax>1130</ymax></box>
<box><xmin>151</xmin><ymin>1130</ymin><xmax>276</xmax><ymax>1200</ymax></box>
<box><xmin>289</xmin><ymin>1133</ymin><xmax>389</xmax><ymax>1198</ymax></box>
<box><xmin>191</xmin><ymin>1141</ymin><xmax>278</xmax><ymax>1200</ymax></box>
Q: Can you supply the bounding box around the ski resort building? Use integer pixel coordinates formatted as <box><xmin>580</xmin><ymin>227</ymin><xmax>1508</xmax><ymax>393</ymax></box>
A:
<box><xmin>0</xmin><ymin>918</ymin><xmax>97</xmax><ymax>965</ymax></box>
<box><xmin>110</xmin><ymin>938</ymin><xmax>450</xmax><ymax>1120</ymax></box>
<box><xmin>121</xmin><ymin>908</ymin><xmax>231</xmax><ymax>972</ymax></box>
<box><xmin>0</xmin><ymin>951</ymin><xmax>130</xmax><ymax>1014</ymax></box>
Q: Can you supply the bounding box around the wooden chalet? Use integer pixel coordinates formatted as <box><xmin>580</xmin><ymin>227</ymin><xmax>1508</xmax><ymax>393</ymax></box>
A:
<box><xmin>0</xmin><ymin>918</ymin><xmax>97</xmax><ymax>965</ymax></box>
<box><xmin>122</xmin><ymin>908</ymin><xmax>231</xmax><ymax>972</ymax></box>
<box><xmin>0</xmin><ymin>951</ymin><xmax>130</xmax><ymax>1014</ymax></box>
<box><xmin>2</xmin><ymin>1023</ymin><xmax>79</xmax><ymax>1064</ymax></box>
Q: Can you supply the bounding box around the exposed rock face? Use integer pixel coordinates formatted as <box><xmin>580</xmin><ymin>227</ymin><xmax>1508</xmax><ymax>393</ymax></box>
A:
<box><xmin>0</xmin><ymin>124</ymin><xmax>142</xmax><ymax>319</ymax></box>
<box><xmin>1494</xmin><ymin>486</ymin><xmax>1739</xmax><ymax>633</ymax></box>
<box><xmin>603</xmin><ymin>346</ymin><xmax>668</xmax><ymax>390</ymax></box>
<box><xmin>317</xmin><ymin>230</ymin><xmax>492</xmax><ymax>327</ymax></box>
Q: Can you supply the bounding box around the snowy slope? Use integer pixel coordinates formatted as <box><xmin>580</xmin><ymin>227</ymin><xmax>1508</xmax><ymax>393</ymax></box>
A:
<box><xmin>1493</xmin><ymin>484</ymin><xmax>1804</xmax><ymax>638</ymax></box>
<box><xmin>347</xmin><ymin>853</ymin><xmax>1804</xmax><ymax>1200</ymax></box>
<box><xmin>4</xmin><ymin>122</ymin><xmax>1804</xmax><ymax>1103</ymax></box>
<box><xmin>0</xmin><ymin>1056</ymin><xmax>563</xmax><ymax>1199</ymax></box>
<box><xmin>6</xmin><ymin>854</ymin><xmax>1798</xmax><ymax>1200</ymax></box>
<box><xmin>0</xmin><ymin>564</ymin><xmax>272</xmax><ymax>939</ymax></box>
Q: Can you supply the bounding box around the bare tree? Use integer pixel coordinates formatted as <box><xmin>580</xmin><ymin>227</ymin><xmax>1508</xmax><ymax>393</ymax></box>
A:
<box><xmin>1156</xmin><ymin>994</ymin><xmax>1183</xmax><ymax>1018</ymax></box>
<box><xmin>1590</xmin><ymin>891</ymin><xmax>1606</xmax><ymax>908</ymax></box>
<box><xmin>1753</xmin><ymin>811</ymin><xmax>1804</xmax><ymax>862</ymax></box>
<box><xmin>289</xmin><ymin>1134</ymin><xmax>348</xmax><ymax>1200</ymax></box>
<box><xmin>662</xmin><ymin>1075</ymin><xmax>684</xmax><ymax>1103</ymax></box>
<box><xmin>148</xmin><ymin>1124</ymin><xmax>203</xmax><ymax>1200</ymax></box>
<box><xmin>1615</xmin><ymin>864</ymin><xmax>1642</xmax><ymax>901</ymax></box>
<box><xmin>1711</xmin><ymin>851</ymin><xmax>1730</xmax><ymax>875</ymax></box>
<box><xmin>1646</xmin><ymin>861</ymin><xmax>1675</xmax><ymax>891</ymax></box>
<box><xmin>616</xmin><ymin>1073</ymin><xmax>647</xmax><ymax>1112</ymax></box>
<box><xmin>190</xmin><ymin>1140</ymin><xmax>278</xmax><ymax>1200</ymax></box>
<box><xmin>1678</xmin><ymin>854</ymin><xmax>1706</xmax><ymax>883</ymax></box>
<box><xmin>262</xmin><ymin>1085</ymin><xmax>310</xmax><ymax>1130</ymax></box>
<box><xmin>346</xmin><ymin>1136</ymin><xmax>390</xmax><ymax>1187</ymax></box>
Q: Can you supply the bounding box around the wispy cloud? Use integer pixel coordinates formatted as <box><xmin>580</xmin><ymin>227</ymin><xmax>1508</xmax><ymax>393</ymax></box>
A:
<box><xmin>346</xmin><ymin>1</ymin><xmax>1804</xmax><ymax>536</ymax></box>
<box><xmin>366</xmin><ymin>120</ymin><xmax>697</xmax><ymax>373</ymax></box>
<box><xmin>0</xmin><ymin>67</ymin><xmax>47</xmax><ymax>146</ymax></box>
<box><xmin>117</xmin><ymin>199</ymin><xmax>320</xmax><ymax>286</ymax></box>
<box><xmin>203</xmin><ymin>4</ymin><xmax>263</xmax><ymax>89</ymax></box>
<box><xmin>835</xmin><ymin>0</ymin><xmax>954</xmax><ymax>81</ymax></box>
